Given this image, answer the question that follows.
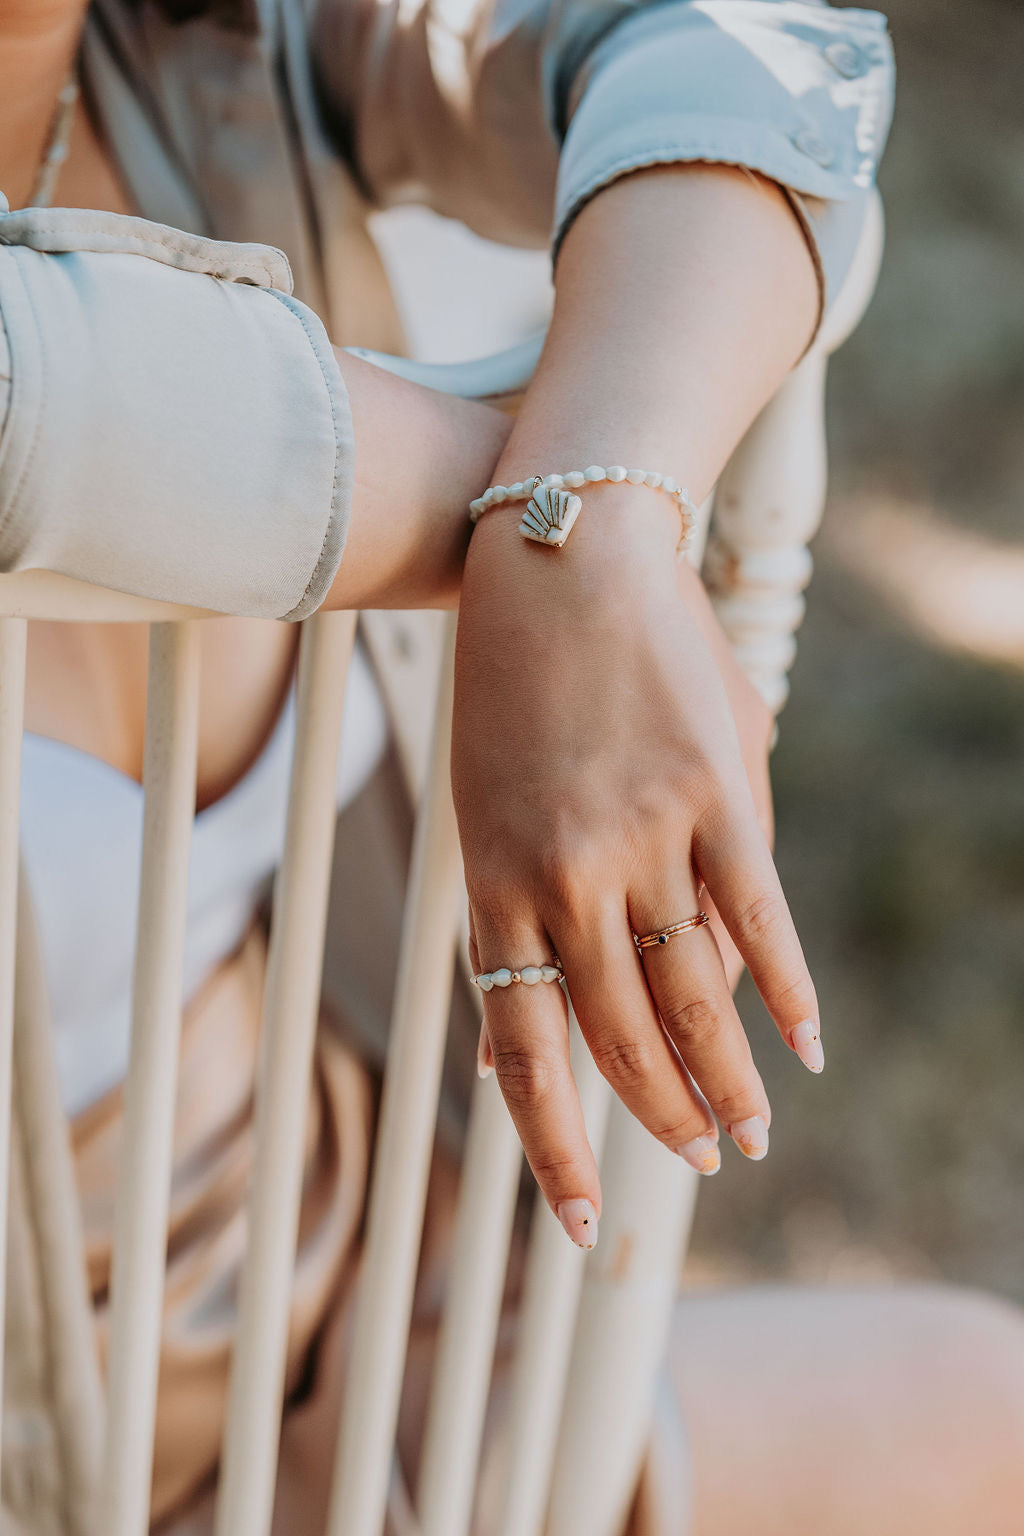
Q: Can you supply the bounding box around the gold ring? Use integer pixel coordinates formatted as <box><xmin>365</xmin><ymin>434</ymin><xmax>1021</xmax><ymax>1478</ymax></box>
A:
<box><xmin>633</xmin><ymin>912</ymin><xmax>709</xmax><ymax>950</ymax></box>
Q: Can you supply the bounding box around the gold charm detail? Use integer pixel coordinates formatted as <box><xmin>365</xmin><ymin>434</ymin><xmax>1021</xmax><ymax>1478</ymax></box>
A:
<box><xmin>518</xmin><ymin>484</ymin><xmax>583</xmax><ymax>548</ymax></box>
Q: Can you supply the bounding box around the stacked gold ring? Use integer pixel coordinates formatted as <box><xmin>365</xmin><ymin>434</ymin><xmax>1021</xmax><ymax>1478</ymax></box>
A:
<box><xmin>634</xmin><ymin>911</ymin><xmax>710</xmax><ymax>950</ymax></box>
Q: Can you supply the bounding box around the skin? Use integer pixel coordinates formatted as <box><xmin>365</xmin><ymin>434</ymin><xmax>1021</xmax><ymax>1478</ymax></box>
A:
<box><xmin>671</xmin><ymin>1284</ymin><xmax>1024</xmax><ymax>1535</ymax></box>
<box><xmin>455</xmin><ymin>164</ymin><xmax>820</xmax><ymax>1217</ymax></box>
<box><xmin>7</xmin><ymin>7</ymin><xmax>1024</xmax><ymax>1531</ymax></box>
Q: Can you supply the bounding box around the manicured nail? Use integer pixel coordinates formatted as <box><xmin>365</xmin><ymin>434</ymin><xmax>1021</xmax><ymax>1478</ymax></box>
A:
<box><xmin>557</xmin><ymin>1199</ymin><xmax>598</xmax><ymax>1250</ymax></box>
<box><xmin>791</xmin><ymin>1018</ymin><xmax>824</xmax><ymax>1074</ymax></box>
<box><xmin>477</xmin><ymin>1057</ymin><xmax>493</xmax><ymax>1079</ymax></box>
<box><xmin>676</xmin><ymin>1135</ymin><xmax>721</xmax><ymax>1175</ymax></box>
<box><xmin>729</xmin><ymin>1115</ymin><xmax>769</xmax><ymax>1160</ymax></box>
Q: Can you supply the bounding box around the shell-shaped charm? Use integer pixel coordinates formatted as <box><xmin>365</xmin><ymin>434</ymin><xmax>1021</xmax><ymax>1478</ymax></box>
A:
<box><xmin>518</xmin><ymin>485</ymin><xmax>583</xmax><ymax>548</ymax></box>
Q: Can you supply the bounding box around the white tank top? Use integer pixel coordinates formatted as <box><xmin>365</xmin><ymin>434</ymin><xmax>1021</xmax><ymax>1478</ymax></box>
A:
<box><xmin>19</xmin><ymin>640</ymin><xmax>388</xmax><ymax>1116</ymax></box>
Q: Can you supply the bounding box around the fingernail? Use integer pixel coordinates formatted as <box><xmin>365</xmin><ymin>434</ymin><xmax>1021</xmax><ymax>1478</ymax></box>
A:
<box><xmin>557</xmin><ymin>1199</ymin><xmax>598</xmax><ymax>1250</ymax></box>
<box><xmin>729</xmin><ymin>1115</ymin><xmax>769</xmax><ymax>1160</ymax></box>
<box><xmin>477</xmin><ymin>1057</ymin><xmax>493</xmax><ymax>1079</ymax></box>
<box><xmin>791</xmin><ymin>1018</ymin><xmax>824</xmax><ymax>1074</ymax></box>
<box><xmin>676</xmin><ymin>1135</ymin><xmax>721</xmax><ymax>1175</ymax></box>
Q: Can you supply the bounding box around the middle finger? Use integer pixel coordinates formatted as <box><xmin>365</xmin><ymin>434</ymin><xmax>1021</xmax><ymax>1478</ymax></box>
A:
<box><xmin>553</xmin><ymin>898</ymin><xmax>723</xmax><ymax>1176</ymax></box>
<box><xmin>630</xmin><ymin>874</ymin><xmax>773</xmax><ymax>1162</ymax></box>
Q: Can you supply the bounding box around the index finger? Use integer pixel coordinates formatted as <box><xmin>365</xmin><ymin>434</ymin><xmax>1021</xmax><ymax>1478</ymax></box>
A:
<box><xmin>471</xmin><ymin>906</ymin><xmax>602</xmax><ymax>1248</ymax></box>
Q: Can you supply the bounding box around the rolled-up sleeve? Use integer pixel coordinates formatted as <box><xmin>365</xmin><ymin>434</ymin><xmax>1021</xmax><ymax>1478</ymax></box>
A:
<box><xmin>554</xmin><ymin>2</ymin><xmax>895</xmax><ymax>342</ymax></box>
<box><xmin>314</xmin><ymin>0</ymin><xmax>895</xmax><ymax>346</ymax></box>
<box><xmin>0</xmin><ymin>206</ymin><xmax>352</xmax><ymax>618</ymax></box>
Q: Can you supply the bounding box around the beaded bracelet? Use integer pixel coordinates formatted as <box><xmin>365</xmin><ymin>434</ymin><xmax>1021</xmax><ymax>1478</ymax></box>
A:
<box><xmin>468</xmin><ymin>466</ymin><xmax>699</xmax><ymax>555</ymax></box>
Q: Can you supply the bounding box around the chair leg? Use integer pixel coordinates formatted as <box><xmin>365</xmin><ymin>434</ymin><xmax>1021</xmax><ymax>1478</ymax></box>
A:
<box><xmin>417</xmin><ymin>1078</ymin><xmax>522</xmax><ymax>1536</ymax></box>
<box><xmin>215</xmin><ymin>610</ymin><xmax>357</xmax><ymax>1536</ymax></box>
<box><xmin>490</xmin><ymin>1015</ymin><xmax>613</xmax><ymax>1536</ymax></box>
<box><xmin>102</xmin><ymin>622</ymin><xmax>201</xmax><ymax>1536</ymax></box>
<box><xmin>327</xmin><ymin>614</ymin><xmax>465</xmax><ymax>1536</ymax></box>
<box><xmin>546</xmin><ymin>1100</ymin><xmax>699</xmax><ymax>1536</ymax></box>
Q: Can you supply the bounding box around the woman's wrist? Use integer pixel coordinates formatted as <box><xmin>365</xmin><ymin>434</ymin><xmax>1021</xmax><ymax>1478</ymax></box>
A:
<box><xmin>323</xmin><ymin>348</ymin><xmax>513</xmax><ymax>612</ymax></box>
<box><xmin>464</xmin><ymin>476</ymin><xmax>682</xmax><ymax>607</ymax></box>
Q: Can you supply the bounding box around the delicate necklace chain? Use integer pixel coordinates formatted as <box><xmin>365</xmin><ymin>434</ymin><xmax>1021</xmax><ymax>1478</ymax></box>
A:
<box><xmin>30</xmin><ymin>62</ymin><xmax>79</xmax><ymax>210</ymax></box>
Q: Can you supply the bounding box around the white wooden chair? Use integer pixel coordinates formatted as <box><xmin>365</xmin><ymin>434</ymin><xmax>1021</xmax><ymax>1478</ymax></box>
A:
<box><xmin>0</xmin><ymin>193</ymin><xmax>883</xmax><ymax>1536</ymax></box>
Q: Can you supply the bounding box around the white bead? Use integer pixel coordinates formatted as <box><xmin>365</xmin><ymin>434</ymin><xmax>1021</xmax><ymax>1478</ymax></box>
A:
<box><xmin>469</xmin><ymin>498</ymin><xmax>487</xmax><ymax>517</ymax></box>
<box><xmin>476</xmin><ymin>974</ymin><xmax>494</xmax><ymax>992</ymax></box>
<box><xmin>584</xmin><ymin>465</ymin><xmax>606</xmax><ymax>482</ymax></box>
<box><xmin>606</xmin><ymin>465</ymin><xmax>627</xmax><ymax>482</ymax></box>
<box><xmin>491</xmin><ymin>968</ymin><xmax>513</xmax><ymax>987</ymax></box>
<box><xmin>643</xmin><ymin>472</ymin><xmax>662</xmax><ymax>488</ymax></box>
<box><xmin>540</xmin><ymin>965</ymin><xmax>561</xmax><ymax>983</ymax></box>
<box><xmin>541</xmin><ymin>474</ymin><xmax>563</xmax><ymax>490</ymax></box>
<box><xmin>563</xmin><ymin>472</ymin><xmax>585</xmax><ymax>488</ymax></box>
<box><xmin>491</xmin><ymin>486</ymin><xmax>508</xmax><ymax>502</ymax></box>
<box><xmin>508</xmin><ymin>482</ymin><xmax>525</xmax><ymax>499</ymax></box>
<box><xmin>661</xmin><ymin>477</ymin><xmax>678</xmax><ymax>496</ymax></box>
<box><xmin>626</xmin><ymin>468</ymin><xmax>646</xmax><ymax>484</ymax></box>
<box><xmin>520</xmin><ymin>966</ymin><xmax>543</xmax><ymax>985</ymax></box>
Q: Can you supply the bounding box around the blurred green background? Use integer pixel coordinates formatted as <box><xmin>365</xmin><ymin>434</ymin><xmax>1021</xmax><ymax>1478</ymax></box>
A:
<box><xmin>688</xmin><ymin>0</ymin><xmax>1024</xmax><ymax>1300</ymax></box>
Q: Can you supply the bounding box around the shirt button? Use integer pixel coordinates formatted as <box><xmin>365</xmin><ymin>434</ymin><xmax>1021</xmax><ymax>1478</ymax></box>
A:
<box><xmin>824</xmin><ymin>39</ymin><xmax>866</xmax><ymax>77</ymax></box>
<box><xmin>790</xmin><ymin>124</ymin><xmax>834</xmax><ymax>167</ymax></box>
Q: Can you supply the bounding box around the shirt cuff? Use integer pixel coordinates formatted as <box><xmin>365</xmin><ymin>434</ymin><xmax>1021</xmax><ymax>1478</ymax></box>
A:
<box><xmin>553</xmin><ymin>1</ymin><xmax>896</xmax><ymax>348</ymax></box>
<box><xmin>0</xmin><ymin>207</ymin><xmax>353</xmax><ymax>620</ymax></box>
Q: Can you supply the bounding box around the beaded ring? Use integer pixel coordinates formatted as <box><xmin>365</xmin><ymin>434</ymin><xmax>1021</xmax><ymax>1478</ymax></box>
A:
<box><xmin>472</xmin><ymin>961</ymin><xmax>564</xmax><ymax>993</ymax></box>
<box><xmin>469</xmin><ymin>466</ymin><xmax>698</xmax><ymax>556</ymax></box>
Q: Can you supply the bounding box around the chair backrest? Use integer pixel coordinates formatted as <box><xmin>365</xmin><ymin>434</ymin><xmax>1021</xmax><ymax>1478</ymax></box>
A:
<box><xmin>0</xmin><ymin>191</ymin><xmax>883</xmax><ymax>1536</ymax></box>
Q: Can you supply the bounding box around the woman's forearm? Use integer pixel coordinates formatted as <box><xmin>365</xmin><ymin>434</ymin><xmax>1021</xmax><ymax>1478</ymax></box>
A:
<box><xmin>324</xmin><ymin>164</ymin><xmax>814</xmax><ymax>616</ymax></box>
<box><xmin>322</xmin><ymin>349</ymin><xmax>512</xmax><ymax>612</ymax></box>
<box><xmin>494</xmin><ymin>162</ymin><xmax>818</xmax><ymax>502</ymax></box>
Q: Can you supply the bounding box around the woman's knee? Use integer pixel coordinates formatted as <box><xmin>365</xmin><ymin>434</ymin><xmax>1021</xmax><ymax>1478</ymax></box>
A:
<box><xmin>672</xmin><ymin>1283</ymin><xmax>1024</xmax><ymax>1536</ymax></box>
<box><xmin>911</xmin><ymin>1287</ymin><xmax>1024</xmax><ymax>1450</ymax></box>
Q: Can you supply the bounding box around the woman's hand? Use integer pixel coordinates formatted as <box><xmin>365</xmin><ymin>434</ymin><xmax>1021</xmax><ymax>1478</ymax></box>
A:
<box><xmin>449</xmin><ymin>159</ymin><xmax>824</xmax><ymax>1245</ymax></box>
<box><xmin>453</xmin><ymin>487</ymin><xmax>821</xmax><ymax>1246</ymax></box>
